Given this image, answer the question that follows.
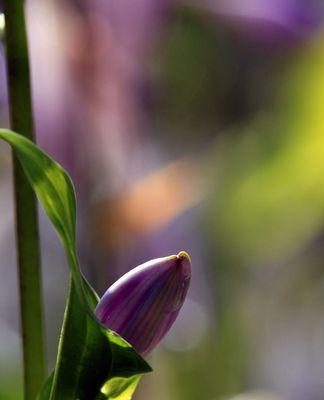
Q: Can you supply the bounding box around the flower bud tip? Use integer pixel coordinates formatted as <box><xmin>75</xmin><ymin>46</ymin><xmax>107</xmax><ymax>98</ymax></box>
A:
<box><xmin>177</xmin><ymin>250</ymin><xmax>191</xmax><ymax>263</ymax></box>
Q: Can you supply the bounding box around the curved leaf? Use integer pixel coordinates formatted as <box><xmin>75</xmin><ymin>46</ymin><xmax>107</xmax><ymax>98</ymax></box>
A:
<box><xmin>102</xmin><ymin>376</ymin><xmax>142</xmax><ymax>400</ymax></box>
<box><xmin>0</xmin><ymin>129</ymin><xmax>151</xmax><ymax>400</ymax></box>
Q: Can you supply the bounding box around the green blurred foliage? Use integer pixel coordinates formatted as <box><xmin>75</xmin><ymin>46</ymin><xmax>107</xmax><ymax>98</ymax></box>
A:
<box><xmin>213</xmin><ymin>38</ymin><xmax>324</xmax><ymax>267</ymax></box>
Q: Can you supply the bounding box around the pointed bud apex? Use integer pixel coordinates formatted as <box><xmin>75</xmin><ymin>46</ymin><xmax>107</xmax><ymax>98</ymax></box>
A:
<box><xmin>95</xmin><ymin>252</ymin><xmax>191</xmax><ymax>355</ymax></box>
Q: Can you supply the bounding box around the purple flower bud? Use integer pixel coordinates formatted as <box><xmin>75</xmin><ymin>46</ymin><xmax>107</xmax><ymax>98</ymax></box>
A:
<box><xmin>95</xmin><ymin>251</ymin><xmax>191</xmax><ymax>355</ymax></box>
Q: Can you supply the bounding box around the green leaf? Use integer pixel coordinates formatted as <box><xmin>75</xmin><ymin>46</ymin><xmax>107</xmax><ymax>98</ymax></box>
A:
<box><xmin>0</xmin><ymin>129</ymin><xmax>151</xmax><ymax>399</ymax></box>
<box><xmin>101</xmin><ymin>376</ymin><xmax>142</xmax><ymax>400</ymax></box>
<box><xmin>37</xmin><ymin>372</ymin><xmax>53</xmax><ymax>400</ymax></box>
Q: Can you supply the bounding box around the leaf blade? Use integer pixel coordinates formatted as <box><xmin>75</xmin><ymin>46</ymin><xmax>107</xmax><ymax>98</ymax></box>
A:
<box><xmin>0</xmin><ymin>129</ymin><xmax>151</xmax><ymax>400</ymax></box>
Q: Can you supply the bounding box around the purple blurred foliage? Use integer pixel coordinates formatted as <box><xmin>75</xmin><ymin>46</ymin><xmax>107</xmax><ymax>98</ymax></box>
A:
<box><xmin>81</xmin><ymin>0</ymin><xmax>171</xmax><ymax>56</ymax></box>
<box><xmin>95</xmin><ymin>252</ymin><xmax>191</xmax><ymax>355</ymax></box>
<box><xmin>23</xmin><ymin>0</ymin><xmax>324</xmax><ymax>192</ymax></box>
<box><xmin>194</xmin><ymin>0</ymin><xmax>323</xmax><ymax>45</ymax></box>
<box><xmin>26</xmin><ymin>0</ymin><xmax>171</xmax><ymax>192</ymax></box>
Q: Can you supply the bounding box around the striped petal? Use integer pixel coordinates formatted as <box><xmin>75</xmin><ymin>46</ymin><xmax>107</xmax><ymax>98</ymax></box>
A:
<box><xmin>95</xmin><ymin>251</ymin><xmax>191</xmax><ymax>355</ymax></box>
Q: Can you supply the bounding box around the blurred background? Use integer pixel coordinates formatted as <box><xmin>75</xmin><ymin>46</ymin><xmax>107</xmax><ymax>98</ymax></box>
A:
<box><xmin>1</xmin><ymin>0</ymin><xmax>324</xmax><ymax>399</ymax></box>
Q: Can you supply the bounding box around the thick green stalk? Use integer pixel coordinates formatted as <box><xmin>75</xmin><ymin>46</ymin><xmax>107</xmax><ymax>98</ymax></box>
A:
<box><xmin>3</xmin><ymin>1</ymin><xmax>46</xmax><ymax>398</ymax></box>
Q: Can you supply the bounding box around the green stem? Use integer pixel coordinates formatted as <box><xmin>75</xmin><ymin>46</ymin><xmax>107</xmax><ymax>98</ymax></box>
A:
<box><xmin>3</xmin><ymin>1</ymin><xmax>46</xmax><ymax>398</ymax></box>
